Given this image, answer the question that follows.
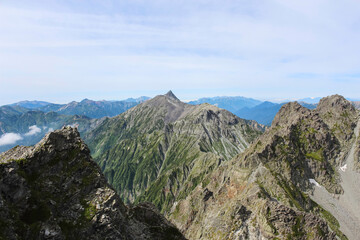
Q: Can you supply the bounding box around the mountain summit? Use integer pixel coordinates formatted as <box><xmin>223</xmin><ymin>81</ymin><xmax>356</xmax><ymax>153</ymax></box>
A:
<box><xmin>85</xmin><ymin>93</ymin><xmax>264</xmax><ymax>213</ymax></box>
<box><xmin>164</xmin><ymin>90</ymin><xmax>179</xmax><ymax>101</ymax></box>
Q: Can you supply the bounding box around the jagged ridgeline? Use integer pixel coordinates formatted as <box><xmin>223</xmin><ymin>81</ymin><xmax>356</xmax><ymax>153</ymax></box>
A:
<box><xmin>0</xmin><ymin>127</ymin><xmax>185</xmax><ymax>240</ymax></box>
<box><xmin>85</xmin><ymin>91</ymin><xmax>264</xmax><ymax>211</ymax></box>
<box><xmin>168</xmin><ymin>95</ymin><xmax>359</xmax><ymax>239</ymax></box>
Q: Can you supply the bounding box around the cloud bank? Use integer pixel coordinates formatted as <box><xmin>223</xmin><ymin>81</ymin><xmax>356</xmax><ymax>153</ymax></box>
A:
<box><xmin>0</xmin><ymin>125</ymin><xmax>42</xmax><ymax>146</ymax></box>
<box><xmin>0</xmin><ymin>133</ymin><xmax>23</xmax><ymax>146</ymax></box>
<box><xmin>0</xmin><ymin>0</ymin><xmax>359</xmax><ymax>102</ymax></box>
<box><xmin>24</xmin><ymin>125</ymin><xmax>42</xmax><ymax>136</ymax></box>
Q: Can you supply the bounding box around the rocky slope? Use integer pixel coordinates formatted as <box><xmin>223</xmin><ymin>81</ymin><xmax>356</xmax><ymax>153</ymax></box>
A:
<box><xmin>0</xmin><ymin>127</ymin><xmax>185</xmax><ymax>240</ymax></box>
<box><xmin>168</xmin><ymin>95</ymin><xmax>358</xmax><ymax>239</ymax></box>
<box><xmin>85</xmin><ymin>91</ymin><xmax>264</xmax><ymax>213</ymax></box>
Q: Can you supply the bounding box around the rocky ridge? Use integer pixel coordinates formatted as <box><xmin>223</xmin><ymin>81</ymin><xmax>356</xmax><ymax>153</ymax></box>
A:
<box><xmin>168</xmin><ymin>95</ymin><xmax>358</xmax><ymax>239</ymax></box>
<box><xmin>0</xmin><ymin>127</ymin><xmax>185</xmax><ymax>240</ymax></box>
<box><xmin>85</xmin><ymin>91</ymin><xmax>264</xmax><ymax>213</ymax></box>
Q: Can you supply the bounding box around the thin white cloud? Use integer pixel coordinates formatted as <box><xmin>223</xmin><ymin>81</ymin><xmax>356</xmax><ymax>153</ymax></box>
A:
<box><xmin>0</xmin><ymin>133</ymin><xmax>23</xmax><ymax>146</ymax></box>
<box><xmin>24</xmin><ymin>125</ymin><xmax>41</xmax><ymax>136</ymax></box>
<box><xmin>0</xmin><ymin>0</ymin><xmax>359</xmax><ymax>103</ymax></box>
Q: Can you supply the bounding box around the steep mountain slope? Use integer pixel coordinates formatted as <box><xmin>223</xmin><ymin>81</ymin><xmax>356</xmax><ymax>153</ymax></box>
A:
<box><xmin>189</xmin><ymin>96</ymin><xmax>262</xmax><ymax>113</ymax></box>
<box><xmin>38</xmin><ymin>99</ymin><xmax>141</xmax><ymax>118</ymax></box>
<box><xmin>85</xmin><ymin>91</ymin><xmax>264</xmax><ymax>213</ymax></box>
<box><xmin>168</xmin><ymin>95</ymin><xmax>358</xmax><ymax>239</ymax></box>
<box><xmin>0</xmin><ymin>127</ymin><xmax>185</xmax><ymax>240</ymax></box>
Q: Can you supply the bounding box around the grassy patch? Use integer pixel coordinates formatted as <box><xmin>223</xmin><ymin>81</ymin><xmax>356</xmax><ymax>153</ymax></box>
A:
<box><xmin>306</xmin><ymin>149</ymin><xmax>324</xmax><ymax>162</ymax></box>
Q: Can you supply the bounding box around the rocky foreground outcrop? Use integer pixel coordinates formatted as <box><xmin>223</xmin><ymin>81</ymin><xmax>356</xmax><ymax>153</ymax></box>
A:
<box><xmin>0</xmin><ymin>127</ymin><xmax>185</xmax><ymax>240</ymax></box>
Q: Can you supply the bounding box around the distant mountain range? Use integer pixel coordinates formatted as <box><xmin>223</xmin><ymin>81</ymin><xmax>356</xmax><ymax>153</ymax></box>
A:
<box><xmin>0</xmin><ymin>97</ymin><xmax>149</xmax><ymax>152</ymax></box>
<box><xmin>38</xmin><ymin>99</ymin><xmax>138</xmax><ymax>119</ymax></box>
<box><xmin>10</xmin><ymin>100</ymin><xmax>53</xmax><ymax>109</ymax></box>
<box><xmin>10</xmin><ymin>97</ymin><xmax>150</xmax><ymax>119</ymax></box>
<box><xmin>0</xmin><ymin>104</ymin><xmax>104</xmax><ymax>152</ymax></box>
<box><xmin>1</xmin><ymin>92</ymin><xmax>360</xmax><ymax>239</ymax></box>
<box><xmin>189</xmin><ymin>96</ymin><xmax>317</xmax><ymax>125</ymax></box>
<box><xmin>188</xmin><ymin>96</ymin><xmax>262</xmax><ymax>113</ymax></box>
<box><xmin>0</xmin><ymin>94</ymin><xmax>357</xmax><ymax>153</ymax></box>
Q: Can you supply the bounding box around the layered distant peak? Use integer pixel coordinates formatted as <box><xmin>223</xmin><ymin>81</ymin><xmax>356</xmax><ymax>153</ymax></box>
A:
<box><xmin>316</xmin><ymin>94</ymin><xmax>356</xmax><ymax>113</ymax></box>
<box><xmin>272</xmin><ymin>101</ymin><xmax>310</xmax><ymax>126</ymax></box>
<box><xmin>164</xmin><ymin>90</ymin><xmax>179</xmax><ymax>101</ymax></box>
<box><xmin>10</xmin><ymin>100</ymin><xmax>52</xmax><ymax>109</ymax></box>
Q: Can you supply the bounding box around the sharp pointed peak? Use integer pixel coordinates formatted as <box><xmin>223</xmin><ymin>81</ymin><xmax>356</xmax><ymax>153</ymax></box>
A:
<box><xmin>164</xmin><ymin>90</ymin><xmax>179</xmax><ymax>101</ymax></box>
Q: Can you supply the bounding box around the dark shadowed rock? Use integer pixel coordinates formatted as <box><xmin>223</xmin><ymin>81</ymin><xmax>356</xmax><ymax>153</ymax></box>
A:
<box><xmin>165</xmin><ymin>90</ymin><xmax>180</xmax><ymax>101</ymax></box>
<box><xmin>0</xmin><ymin>127</ymin><xmax>185</xmax><ymax>240</ymax></box>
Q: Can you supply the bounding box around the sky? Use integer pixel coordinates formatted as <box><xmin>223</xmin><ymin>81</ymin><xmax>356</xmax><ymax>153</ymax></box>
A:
<box><xmin>0</xmin><ymin>0</ymin><xmax>360</xmax><ymax>105</ymax></box>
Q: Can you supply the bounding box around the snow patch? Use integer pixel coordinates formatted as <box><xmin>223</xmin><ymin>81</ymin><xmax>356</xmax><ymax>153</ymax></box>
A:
<box><xmin>340</xmin><ymin>164</ymin><xmax>347</xmax><ymax>172</ymax></box>
<box><xmin>309</xmin><ymin>179</ymin><xmax>322</xmax><ymax>188</ymax></box>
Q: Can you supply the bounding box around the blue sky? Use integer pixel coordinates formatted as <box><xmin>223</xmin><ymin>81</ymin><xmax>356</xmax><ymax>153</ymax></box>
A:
<box><xmin>0</xmin><ymin>0</ymin><xmax>360</xmax><ymax>105</ymax></box>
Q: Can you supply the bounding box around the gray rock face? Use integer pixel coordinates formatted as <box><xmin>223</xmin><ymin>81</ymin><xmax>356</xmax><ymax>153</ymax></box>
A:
<box><xmin>0</xmin><ymin>127</ymin><xmax>185</xmax><ymax>240</ymax></box>
<box><xmin>169</xmin><ymin>95</ymin><xmax>357</xmax><ymax>239</ymax></box>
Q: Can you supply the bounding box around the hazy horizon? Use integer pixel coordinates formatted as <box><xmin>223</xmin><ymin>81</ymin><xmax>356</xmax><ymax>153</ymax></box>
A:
<box><xmin>2</xmin><ymin>91</ymin><xmax>359</xmax><ymax>106</ymax></box>
<box><xmin>1</xmin><ymin>0</ymin><xmax>359</xmax><ymax>105</ymax></box>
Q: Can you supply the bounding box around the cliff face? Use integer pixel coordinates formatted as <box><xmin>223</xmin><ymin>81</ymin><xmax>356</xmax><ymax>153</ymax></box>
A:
<box><xmin>168</xmin><ymin>95</ymin><xmax>359</xmax><ymax>240</ymax></box>
<box><xmin>0</xmin><ymin>127</ymin><xmax>185</xmax><ymax>240</ymax></box>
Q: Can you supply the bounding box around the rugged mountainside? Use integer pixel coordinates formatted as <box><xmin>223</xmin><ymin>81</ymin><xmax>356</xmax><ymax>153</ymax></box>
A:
<box><xmin>167</xmin><ymin>95</ymin><xmax>359</xmax><ymax>239</ymax></box>
<box><xmin>0</xmin><ymin>127</ymin><xmax>185</xmax><ymax>240</ymax></box>
<box><xmin>85</xmin><ymin>91</ymin><xmax>264</xmax><ymax>213</ymax></box>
